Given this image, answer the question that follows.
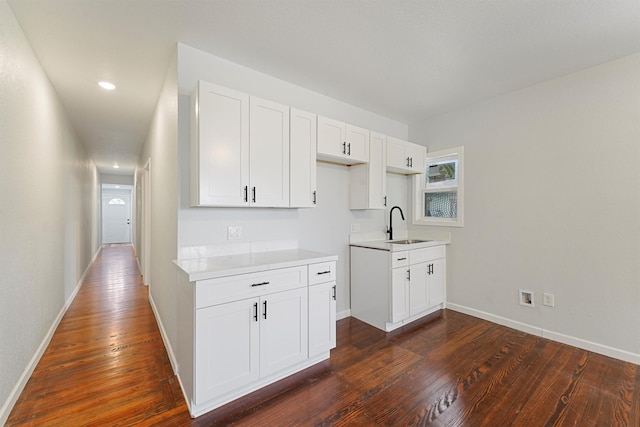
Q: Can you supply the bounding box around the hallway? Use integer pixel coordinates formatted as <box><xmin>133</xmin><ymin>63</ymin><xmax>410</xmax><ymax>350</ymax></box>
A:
<box><xmin>7</xmin><ymin>245</ymin><xmax>186</xmax><ymax>425</ymax></box>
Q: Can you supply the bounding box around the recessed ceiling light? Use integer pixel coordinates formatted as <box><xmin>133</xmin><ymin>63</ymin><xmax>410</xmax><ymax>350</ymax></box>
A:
<box><xmin>113</xmin><ymin>163</ymin><xmax>120</xmax><ymax>169</ymax></box>
<box><xmin>99</xmin><ymin>81</ymin><xmax>116</xmax><ymax>90</ymax></box>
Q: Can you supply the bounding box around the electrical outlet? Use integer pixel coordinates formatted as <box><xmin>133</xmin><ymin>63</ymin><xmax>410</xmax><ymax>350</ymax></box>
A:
<box><xmin>519</xmin><ymin>289</ymin><xmax>535</xmax><ymax>307</ymax></box>
<box><xmin>543</xmin><ymin>293</ymin><xmax>555</xmax><ymax>307</ymax></box>
<box><xmin>350</xmin><ymin>223</ymin><xmax>360</xmax><ymax>232</ymax></box>
<box><xmin>227</xmin><ymin>226</ymin><xmax>242</xmax><ymax>240</ymax></box>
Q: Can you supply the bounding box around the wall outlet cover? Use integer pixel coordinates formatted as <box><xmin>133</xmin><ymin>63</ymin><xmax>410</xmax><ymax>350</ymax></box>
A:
<box><xmin>543</xmin><ymin>293</ymin><xmax>555</xmax><ymax>307</ymax></box>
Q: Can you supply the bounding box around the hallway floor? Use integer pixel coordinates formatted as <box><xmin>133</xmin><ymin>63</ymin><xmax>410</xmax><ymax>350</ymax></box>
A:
<box><xmin>7</xmin><ymin>244</ymin><xmax>640</xmax><ymax>426</ymax></box>
<box><xmin>7</xmin><ymin>244</ymin><xmax>187</xmax><ymax>425</ymax></box>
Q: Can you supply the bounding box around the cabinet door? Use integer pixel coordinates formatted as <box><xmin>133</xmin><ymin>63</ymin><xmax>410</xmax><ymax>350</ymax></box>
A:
<box><xmin>317</xmin><ymin>116</ymin><xmax>346</xmax><ymax>160</ymax></box>
<box><xmin>349</xmin><ymin>131</ymin><xmax>386</xmax><ymax>210</ymax></box>
<box><xmin>290</xmin><ymin>108</ymin><xmax>317</xmax><ymax>208</ymax></box>
<box><xmin>386</xmin><ymin>136</ymin><xmax>409</xmax><ymax>172</ymax></box>
<box><xmin>427</xmin><ymin>258</ymin><xmax>446</xmax><ymax>307</ymax></box>
<box><xmin>308</xmin><ymin>281</ymin><xmax>337</xmax><ymax>357</ymax></box>
<box><xmin>195</xmin><ymin>298</ymin><xmax>259</xmax><ymax>404</ymax></box>
<box><xmin>260</xmin><ymin>288</ymin><xmax>308</xmax><ymax>377</ymax></box>
<box><xmin>249</xmin><ymin>97</ymin><xmax>290</xmax><ymax>207</ymax></box>
<box><xmin>406</xmin><ymin>142</ymin><xmax>426</xmax><ymax>174</ymax></box>
<box><xmin>409</xmin><ymin>262</ymin><xmax>429</xmax><ymax>316</ymax></box>
<box><xmin>345</xmin><ymin>124</ymin><xmax>370</xmax><ymax>163</ymax></box>
<box><xmin>391</xmin><ymin>267</ymin><xmax>410</xmax><ymax>323</ymax></box>
<box><xmin>192</xmin><ymin>81</ymin><xmax>249</xmax><ymax>206</ymax></box>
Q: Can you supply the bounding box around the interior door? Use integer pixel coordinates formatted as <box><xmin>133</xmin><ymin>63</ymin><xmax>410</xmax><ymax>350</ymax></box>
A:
<box><xmin>102</xmin><ymin>193</ymin><xmax>131</xmax><ymax>244</ymax></box>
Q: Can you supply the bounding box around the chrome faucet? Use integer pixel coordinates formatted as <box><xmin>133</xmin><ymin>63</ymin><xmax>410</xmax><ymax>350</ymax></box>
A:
<box><xmin>387</xmin><ymin>206</ymin><xmax>405</xmax><ymax>240</ymax></box>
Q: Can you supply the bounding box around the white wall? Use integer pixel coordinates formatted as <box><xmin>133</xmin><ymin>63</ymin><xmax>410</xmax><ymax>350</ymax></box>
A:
<box><xmin>0</xmin><ymin>1</ymin><xmax>100</xmax><ymax>422</ymax></box>
<box><xmin>410</xmin><ymin>54</ymin><xmax>640</xmax><ymax>360</ymax></box>
<box><xmin>176</xmin><ymin>44</ymin><xmax>410</xmax><ymax>316</ymax></box>
<box><xmin>101</xmin><ymin>173</ymin><xmax>134</xmax><ymax>185</ymax></box>
<box><xmin>136</xmin><ymin>52</ymin><xmax>179</xmax><ymax>361</ymax></box>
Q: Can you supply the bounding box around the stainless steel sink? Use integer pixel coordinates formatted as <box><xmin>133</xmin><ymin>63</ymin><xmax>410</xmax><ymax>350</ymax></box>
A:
<box><xmin>388</xmin><ymin>239</ymin><xmax>431</xmax><ymax>244</ymax></box>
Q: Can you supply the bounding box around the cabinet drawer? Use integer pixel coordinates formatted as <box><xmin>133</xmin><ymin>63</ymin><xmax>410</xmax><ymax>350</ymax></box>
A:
<box><xmin>410</xmin><ymin>246</ymin><xmax>445</xmax><ymax>264</ymax></box>
<box><xmin>309</xmin><ymin>261</ymin><xmax>336</xmax><ymax>285</ymax></box>
<box><xmin>391</xmin><ymin>251</ymin><xmax>409</xmax><ymax>268</ymax></box>
<box><xmin>196</xmin><ymin>266</ymin><xmax>308</xmax><ymax>308</ymax></box>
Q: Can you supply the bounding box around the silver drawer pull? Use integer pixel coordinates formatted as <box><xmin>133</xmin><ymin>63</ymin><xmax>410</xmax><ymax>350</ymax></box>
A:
<box><xmin>317</xmin><ymin>271</ymin><xmax>331</xmax><ymax>275</ymax></box>
<box><xmin>251</xmin><ymin>281</ymin><xmax>270</xmax><ymax>287</ymax></box>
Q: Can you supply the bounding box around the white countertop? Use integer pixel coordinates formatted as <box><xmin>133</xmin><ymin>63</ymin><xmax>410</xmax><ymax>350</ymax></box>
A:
<box><xmin>349</xmin><ymin>239</ymin><xmax>449</xmax><ymax>252</ymax></box>
<box><xmin>174</xmin><ymin>249</ymin><xmax>338</xmax><ymax>282</ymax></box>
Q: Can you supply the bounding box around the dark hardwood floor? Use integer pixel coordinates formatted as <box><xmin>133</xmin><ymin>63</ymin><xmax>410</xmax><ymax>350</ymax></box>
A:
<box><xmin>7</xmin><ymin>244</ymin><xmax>640</xmax><ymax>426</ymax></box>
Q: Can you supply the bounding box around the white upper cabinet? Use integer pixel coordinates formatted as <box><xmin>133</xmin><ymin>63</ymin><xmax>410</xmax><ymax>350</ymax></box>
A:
<box><xmin>249</xmin><ymin>96</ymin><xmax>290</xmax><ymax>207</ymax></box>
<box><xmin>317</xmin><ymin>116</ymin><xmax>369</xmax><ymax>165</ymax></box>
<box><xmin>289</xmin><ymin>108</ymin><xmax>317</xmax><ymax>208</ymax></box>
<box><xmin>190</xmin><ymin>81</ymin><xmax>289</xmax><ymax>207</ymax></box>
<box><xmin>386</xmin><ymin>136</ymin><xmax>426</xmax><ymax>174</ymax></box>
<box><xmin>191</xmin><ymin>81</ymin><xmax>250</xmax><ymax>207</ymax></box>
<box><xmin>350</xmin><ymin>131</ymin><xmax>387</xmax><ymax>210</ymax></box>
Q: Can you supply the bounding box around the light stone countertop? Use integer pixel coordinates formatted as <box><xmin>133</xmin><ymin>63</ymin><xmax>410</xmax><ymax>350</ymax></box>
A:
<box><xmin>174</xmin><ymin>249</ymin><xmax>338</xmax><ymax>282</ymax></box>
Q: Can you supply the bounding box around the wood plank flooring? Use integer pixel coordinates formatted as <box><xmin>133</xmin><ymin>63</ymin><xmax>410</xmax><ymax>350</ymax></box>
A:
<box><xmin>7</xmin><ymin>244</ymin><xmax>640</xmax><ymax>426</ymax></box>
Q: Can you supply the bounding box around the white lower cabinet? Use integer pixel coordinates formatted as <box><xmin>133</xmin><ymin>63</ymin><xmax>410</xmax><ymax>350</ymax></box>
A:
<box><xmin>351</xmin><ymin>244</ymin><xmax>446</xmax><ymax>332</ymax></box>
<box><xmin>259</xmin><ymin>287</ymin><xmax>308</xmax><ymax>376</ymax></box>
<box><xmin>195</xmin><ymin>298</ymin><xmax>260</xmax><ymax>404</ymax></box>
<box><xmin>308</xmin><ymin>261</ymin><xmax>337</xmax><ymax>357</ymax></box>
<box><xmin>195</xmin><ymin>287</ymin><xmax>308</xmax><ymax>405</ymax></box>
<box><xmin>177</xmin><ymin>254</ymin><xmax>337</xmax><ymax>418</ymax></box>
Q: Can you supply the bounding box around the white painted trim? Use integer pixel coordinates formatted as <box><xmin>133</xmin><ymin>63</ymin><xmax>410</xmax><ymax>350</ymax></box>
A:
<box><xmin>447</xmin><ymin>303</ymin><xmax>640</xmax><ymax>365</ymax></box>
<box><xmin>148</xmin><ymin>293</ymin><xmax>178</xmax><ymax>374</ymax></box>
<box><xmin>0</xmin><ymin>246</ymin><xmax>102</xmax><ymax>426</ymax></box>
<box><xmin>337</xmin><ymin>309</ymin><xmax>351</xmax><ymax>321</ymax></box>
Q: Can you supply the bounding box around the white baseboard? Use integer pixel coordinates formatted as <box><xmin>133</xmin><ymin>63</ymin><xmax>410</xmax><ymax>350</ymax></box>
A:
<box><xmin>0</xmin><ymin>246</ymin><xmax>102</xmax><ymax>426</ymax></box>
<box><xmin>337</xmin><ymin>309</ymin><xmax>351</xmax><ymax>321</ymax></box>
<box><xmin>447</xmin><ymin>303</ymin><xmax>640</xmax><ymax>365</ymax></box>
<box><xmin>148</xmin><ymin>293</ymin><xmax>178</xmax><ymax>374</ymax></box>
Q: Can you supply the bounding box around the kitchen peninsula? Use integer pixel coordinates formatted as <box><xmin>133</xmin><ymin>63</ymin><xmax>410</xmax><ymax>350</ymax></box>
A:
<box><xmin>174</xmin><ymin>248</ymin><xmax>337</xmax><ymax>417</ymax></box>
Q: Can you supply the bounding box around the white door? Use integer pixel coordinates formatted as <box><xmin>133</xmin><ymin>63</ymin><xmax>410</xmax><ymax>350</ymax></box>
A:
<box><xmin>345</xmin><ymin>124</ymin><xmax>369</xmax><ymax>162</ymax></box>
<box><xmin>249</xmin><ymin>96</ymin><xmax>290</xmax><ymax>207</ymax></box>
<box><xmin>409</xmin><ymin>262</ymin><xmax>429</xmax><ymax>316</ymax></box>
<box><xmin>391</xmin><ymin>267</ymin><xmax>410</xmax><ymax>323</ymax></box>
<box><xmin>195</xmin><ymin>298</ymin><xmax>260</xmax><ymax>404</ymax></box>
<box><xmin>102</xmin><ymin>193</ymin><xmax>131</xmax><ymax>244</ymax></box>
<box><xmin>428</xmin><ymin>258</ymin><xmax>446</xmax><ymax>307</ymax></box>
<box><xmin>308</xmin><ymin>281</ymin><xmax>336</xmax><ymax>358</ymax></box>
<box><xmin>317</xmin><ymin>116</ymin><xmax>346</xmax><ymax>159</ymax></box>
<box><xmin>289</xmin><ymin>108</ymin><xmax>317</xmax><ymax>208</ymax></box>
<box><xmin>259</xmin><ymin>288</ymin><xmax>308</xmax><ymax>376</ymax></box>
<box><xmin>194</xmin><ymin>81</ymin><xmax>250</xmax><ymax>206</ymax></box>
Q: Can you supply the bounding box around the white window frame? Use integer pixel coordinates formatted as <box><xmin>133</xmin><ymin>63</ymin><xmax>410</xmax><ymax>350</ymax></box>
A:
<box><xmin>412</xmin><ymin>146</ymin><xmax>464</xmax><ymax>227</ymax></box>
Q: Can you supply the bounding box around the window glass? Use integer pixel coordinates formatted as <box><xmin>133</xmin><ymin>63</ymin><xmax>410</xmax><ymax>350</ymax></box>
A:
<box><xmin>427</xmin><ymin>160</ymin><xmax>457</xmax><ymax>187</ymax></box>
<box><xmin>412</xmin><ymin>147</ymin><xmax>464</xmax><ymax>227</ymax></box>
<box><xmin>425</xmin><ymin>191</ymin><xmax>457</xmax><ymax>219</ymax></box>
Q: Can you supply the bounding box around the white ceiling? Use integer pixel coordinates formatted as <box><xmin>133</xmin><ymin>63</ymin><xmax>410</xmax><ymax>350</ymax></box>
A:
<box><xmin>8</xmin><ymin>0</ymin><xmax>640</xmax><ymax>176</ymax></box>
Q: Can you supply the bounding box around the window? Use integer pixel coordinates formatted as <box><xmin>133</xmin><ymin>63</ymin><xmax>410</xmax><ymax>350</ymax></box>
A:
<box><xmin>412</xmin><ymin>146</ymin><xmax>464</xmax><ymax>227</ymax></box>
<box><xmin>108</xmin><ymin>198</ymin><xmax>126</xmax><ymax>205</ymax></box>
